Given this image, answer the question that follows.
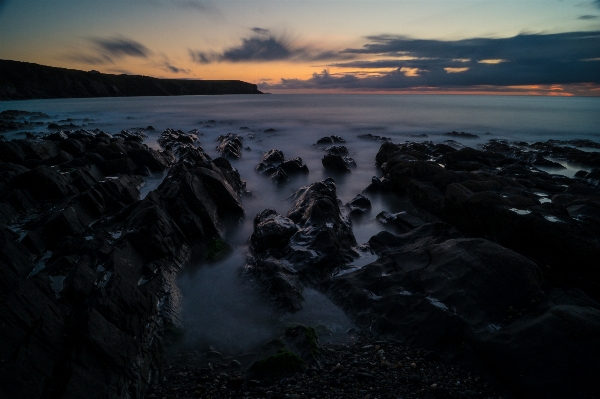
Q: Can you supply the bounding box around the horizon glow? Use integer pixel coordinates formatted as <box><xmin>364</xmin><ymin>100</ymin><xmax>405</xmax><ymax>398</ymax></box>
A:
<box><xmin>1</xmin><ymin>0</ymin><xmax>600</xmax><ymax>95</ymax></box>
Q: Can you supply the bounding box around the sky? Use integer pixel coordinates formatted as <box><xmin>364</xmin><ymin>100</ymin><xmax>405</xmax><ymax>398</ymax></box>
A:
<box><xmin>1</xmin><ymin>0</ymin><xmax>600</xmax><ymax>95</ymax></box>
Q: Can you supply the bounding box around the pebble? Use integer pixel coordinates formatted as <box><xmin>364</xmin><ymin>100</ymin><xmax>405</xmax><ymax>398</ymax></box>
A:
<box><xmin>148</xmin><ymin>336</ymin><xmax>503</xmax><ymax>399</ymax></box>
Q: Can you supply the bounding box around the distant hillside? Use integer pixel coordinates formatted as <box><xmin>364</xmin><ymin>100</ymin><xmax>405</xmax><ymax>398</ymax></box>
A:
<box><xmin>0</xmin><ymin>60</ymin><xmax>263</xmax><ymax>100</ymax></box>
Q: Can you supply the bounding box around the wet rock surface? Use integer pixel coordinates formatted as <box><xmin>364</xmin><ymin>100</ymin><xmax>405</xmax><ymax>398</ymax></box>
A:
<box><xmin>354</xmin><ymin>139</ymin><xmax>600</xmax><ymax>399</ymax></box>
<box><xmin>244</xmin><ymin>178</ymin><xmax>358</xmax><ymax>312</ymax></box>
<box><xmin>373</xmin><ymin>140</ymin><xmax>600</xmax><ymax>284</ymax></box>
<box><xmin>357</xmin><ymin>133</ymin><xmax>391</xmax><ymax>142</ymax></box>
<box><xmin>256</xmin><ymin>149</ymin><xmax>309</xmax><ymax>185</ymax></box>
<box><xmin>346</xmin><ymin>194</ymin><xmax>372</xmax><ymax>217</ymax></box>
<box><xmin>322</xmin><ymin>153</ymin><xmax>355</xmax><ymax>173</ymax></box>
<box><xmin>158</xmin><ymin>128</ymin><xmax>199</xmax><ymax>155</ymax></box>
<box><xmin>2</xmin><ymin>111</ymin><xmax>600</xmax><ymax>399</ymax></box>
<box><xmin>0</xmin><ymin>110</ymin><xmax>49</xmax><ymax>133</ymax></box>
<box><xmin>443</xmin><ymin>131</ymin><xmax>479</xmax><ymax>139</ymax></box>
<box><xmin>484</xmin><ymin>139</ymin><xmax>600</xmax><ymax>169</ymax></box>
<box><xmin>0</xmin><ymin>129</ymin><xmax>245</xmax><ymax>399</ymax></box>
<box><xmin>316</xmin><ymin>135</ymin><xmax>346</xmax><ymax>145</ymax></box>
<box><xmin>216</xmin><ymin>133</ymin><xmax>243</xmax><ymax>159</ymax></box>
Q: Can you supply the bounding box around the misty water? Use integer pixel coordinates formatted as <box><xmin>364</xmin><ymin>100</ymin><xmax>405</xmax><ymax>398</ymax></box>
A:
<box><xmin>2</xmin><ymin>94</ymin><xmax>600</xmax><ymax>354</ymax></box>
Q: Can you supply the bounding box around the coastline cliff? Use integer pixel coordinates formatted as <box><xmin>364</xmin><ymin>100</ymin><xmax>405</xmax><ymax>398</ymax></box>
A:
<box><xmin>0</xmin><ymin>60</ymin><xmax>263</xmax><ymax>100</ymax></box>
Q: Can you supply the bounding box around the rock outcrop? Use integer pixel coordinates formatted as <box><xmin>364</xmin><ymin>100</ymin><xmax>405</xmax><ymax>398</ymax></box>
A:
<box><xmin>244</xmin><ymin>178</ymin><xmax>358</xmax><ymax>312</ymax></box>
<box><xmin>216</xmin><ymin>133</ymin><xmax>243</xmax><ymax>159</ymax></box>
<box><xmin>255</xmin><ymin>149</ymin><xmax>308</xmax><ymax>185</ymax></box>
<box><xmin>0</xmin><ymin>131</ymin><xmax>244</xmax><ymax>399</ymax></box>
<box><xmin>372</xmin><ymin>140</ymin><xmax>600</xmax><ymax>284</ymax></box>
<box><xmin>327</xmin><ymin>223</ymin><xmax>600</xmax><ymax>399</ymax></box>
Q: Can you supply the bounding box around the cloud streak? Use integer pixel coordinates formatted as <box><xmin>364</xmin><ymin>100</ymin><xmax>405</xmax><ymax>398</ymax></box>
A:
<box><xmin>89</xmin><ymin>37</ymin><xmax>151</xmax><ymax>59</ymax></box>
<box><xmin>190</xmin><ymin>29</ymin><xmax>353</xmax><ymax>63</ymax></box>
<box><xmin>62</xmin><ymin>36</ymin><xmax>153</xmax><ymax>66</ymax></box>
<box><xmin>264</xmin><ymin>31</ymin><xmax>600</xmax><ymax>91</ymax></box>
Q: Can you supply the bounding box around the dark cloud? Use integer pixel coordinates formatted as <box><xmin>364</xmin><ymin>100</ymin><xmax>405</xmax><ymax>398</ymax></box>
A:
<box><xmin>251</xmin><ymin>27</ymin><xmax>271</xmax><ymax>35</ymax></box>
<box><xmin>579</xmin><ymin>15</ymin><xmax>599</xmax><ymax>19</ymax></box>
<box><xmin>221</xmin><ymin>36</ymin><xmax>293</xmax><ymax>61</ymax></box>
<box><xmin>595</xmin><ymin>0</ymin><xmax>600</xmax><ymax>9</ymax></box>
<box><xmin>265</xmin><ymin>31</ymin><xmax>600</xmax><ymax>91</ymax></box>
<box><xmin>341</xmin><ymin>31</ymin><xmax>599</xmax><ymax>62</ymax></box>
<box><xmin>162</xmin><ymin>63</ymin><xmax>190</xmax><ymax>74</ymax></box>
<box><xmin>189</xmin><ymin>49</ymin><xmax>215</xmax><ymax>64</ymax></box>
<box><xmin>190</xmin><ymin>33</ymin><xmax>353</xmax><ymax>64</ymax></box>
<box><xmin>90</xmin><ymin>37</ymin><xmax>151</xmax><ymax>59</ymax></box>
<box><xmin>61</xmin><ymin>36</ymin><xmax>152</xmax><ymax>66</ymax></box>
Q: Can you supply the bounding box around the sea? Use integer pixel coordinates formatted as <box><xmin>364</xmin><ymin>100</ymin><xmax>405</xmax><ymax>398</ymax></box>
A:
<box><xmin>2</xmin><ymin>94</ymin><xmax>600</xmax><ymax>353</ymax></box>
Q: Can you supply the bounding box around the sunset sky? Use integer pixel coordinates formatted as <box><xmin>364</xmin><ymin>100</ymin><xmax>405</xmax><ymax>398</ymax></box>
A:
<box><xmin>1</xmin><ymin>0</ymin><xmax>600</xmax><ymax>95</ymax></box>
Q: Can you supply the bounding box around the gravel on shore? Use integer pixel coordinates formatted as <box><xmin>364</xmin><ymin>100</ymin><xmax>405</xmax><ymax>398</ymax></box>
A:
<box><xmin>147</xmin><ymin>336</ymin><xmax>504</xmax><ymax>399</ymax></box>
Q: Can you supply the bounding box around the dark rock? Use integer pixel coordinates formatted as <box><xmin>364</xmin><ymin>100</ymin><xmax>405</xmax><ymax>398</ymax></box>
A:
<box><xmin>357</xmin><ymin>133</ymin><xmax>391</xmax><ymax>141</ymax></box>
<box><xmin>0</xmin><ymin>140</ymin><xmax>246</xmax><ymax>399</ymax></box>
<box><xmin>280</xmin><ymin>158</ymin><xmax>309</xmax><ymax>175</ymax></box>
<box><xmin>375</xmin><ymin>211</ymin><xmax>426</xmax><ymax>233</ymax></box>
<box><xmin>574</xmin><ymin>170</ymin><xmax>589</xmax><ymax>178</ymax></box>
<box><xmin>325</xmin><ymin>145</ymin><xmax>349</xmax><ymax>156</ymax></box>
<box><xmin>264</xmin><ymin>128</ymin><xmax>277</xmax><ymax>133</ymax></box>
<box><xmin>587</xmin><ymin>168</ymin><xmax>600</xmax><ymax>179</ymax></box>
<box><xmin>322</xmin><ymin>154</ymin><xmax>351</xmax><ymax>173</ymax></box>
<box><xmin>443</xmin><ymin>131</ymin><xmax>479</xmax><ymax>138</ymax></box>
<box><xmin>373</xmin><ymin>140</ymin><xmax>600</xmax><ymax>284</ymax></box>
<box><xmin>11</xmin><ymin>165</ymin><xmax>76</xmax><ymax>201</ymax></box>
<box><xmin>44</xmin><ymin>131</ymin><xmax>69</xmax><ymax>141</ymax></box>
<box><xmin>346</xmin><ymin>194</ymin><xmax>371</xmax><ymax>216</ymax></box>
<box><xmin>251</xmin><ymin>210</ymin><xmax>298</xmax><ymax>253</ymax></box>
<box><xmin>216</xmin><ymin>133</ymin><xmax>243</xmax><ymax>159</ymax></box>
<box><xmin>316</xmin><ymin>136</ymin><xmax>345</xmax><ymax>144</ymax></box>
<box><xmin>158</xmin><ymin>128</ymin><xmax>197</xmax><ymax>153</ymax></box>
<box><xmin>269</xmin><ymin>167</ymin><xmax>288</xmax><ymax>185</ymax></box>
<box><xmin>326</xmin><ymin>224</ymin><xmax>596</xmax><ymax>398</ymax></box>
<box><xmin>262</xmin><ymin>149</ymin><xmax>285</xmax><ymax>164</ymax></box>
<box><xmin>115</xmin><ymin>130</ymin><xmax>148</xmax><ymax>142</ymax></box>
<box><xmin>57</xmin><ymin>138</ymin><xmax>87</xmax><ymax>157</ymax></box>
<box><xmin>245</xmin><ymin>179</ymin><xmax>358</xmax><ymax>311</ymax></box>
<box><xmin>256</xmin><ymin>150</ymin><xmax>308</xmax><ymax>182</ymax></box>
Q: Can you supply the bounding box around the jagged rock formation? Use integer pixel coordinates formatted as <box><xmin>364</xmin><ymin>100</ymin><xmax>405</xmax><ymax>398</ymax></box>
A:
<box><xmin>371</xmin><ymin>140</ymin><xmax>600</xmax><ymax>283</ymax></box>
<box><xmin>0</xmin><ymin>130</ymin><xmax>244</xmax><ymax>398</ymax></box>
<box><xmin>255</xmin><ymin>149</ymin><xmax>308</xmax><ymax>185</ymax></box>
<box><xmin>244</xmin><ymin>178</ymin><xmax>358</xmax><ymax>312</ymax></box>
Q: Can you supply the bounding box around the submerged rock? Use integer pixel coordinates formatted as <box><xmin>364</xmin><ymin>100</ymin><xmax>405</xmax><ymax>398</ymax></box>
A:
<box><xmin>357</xmin><ymin>133</ymin><xmax>391</xmax><ymax>141</ymax></box>
<box><xmin>316</xmin><ymin>135</ymin><xmax>345</xmax><ymax>144</ymax></box>
<box><xmin>443</xmin><ymin>131</ymin><xmax>479</xmax><ymax>138</ymax></box>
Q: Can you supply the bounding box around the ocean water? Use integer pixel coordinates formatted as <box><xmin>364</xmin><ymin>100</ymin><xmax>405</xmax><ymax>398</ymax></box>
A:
<box><xmin>3</xmin><ymin>94</ymin><xmax>600</xmax><ymax>353</ymax></box>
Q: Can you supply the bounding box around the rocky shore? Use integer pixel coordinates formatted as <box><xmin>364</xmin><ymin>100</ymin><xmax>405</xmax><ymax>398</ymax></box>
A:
<box><xmin>148</xmin><ymin>335</ymin><xmax>503</xmax><ymax>399</ymax></box>
<box><xmin>1</xmin><ymin>117</ymin><xmax>599</xmax><ymax>399</ymax></box>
